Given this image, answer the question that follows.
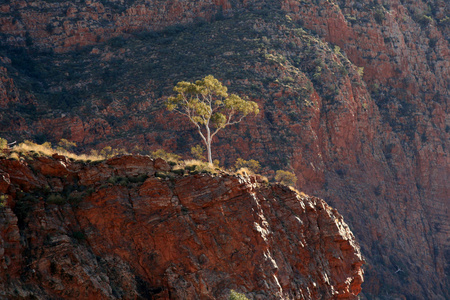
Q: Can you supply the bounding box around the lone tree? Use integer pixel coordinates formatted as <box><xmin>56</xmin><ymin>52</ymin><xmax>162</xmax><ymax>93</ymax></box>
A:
<box><xmin>166</xmin><ymin>75</ymin><xmax>259</xmax><ymax>164</ymax></box>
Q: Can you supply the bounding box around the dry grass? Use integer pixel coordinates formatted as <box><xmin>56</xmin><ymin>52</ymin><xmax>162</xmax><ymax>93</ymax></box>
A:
<box><xmin>182</xmin><ymin>159</ymin><xmax>218</xmax><ymax>174</ymax></box>
<box><xmin>9</xmin><ymin>141</ymin><xmax>103</xmax><ymax>162</ymax></box>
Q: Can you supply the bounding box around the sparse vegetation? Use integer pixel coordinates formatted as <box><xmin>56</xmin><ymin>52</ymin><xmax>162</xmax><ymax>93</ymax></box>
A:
<box><xmin>0</xmin><ymin>194</ymin><xmax>7</xmax><ymax>208</ymax></box>
<box><xmin>373</xmin><ymin>8</ymin><xmax>385</xmax><ymax>24</ymax></box>
<box><xmin>151</xmin><ymin>149</ymin><xmax>181</xmax><ymax>163</ymax></box>
<box><xmin>229</xmin><ymin>290</ymin><xmax>249</xmax><ymax>300</ymax></box>
<box><xmin>57</xmin><ymin>138</ymin><xmax>77</xmax><ymax>152</ymax></box>
<box><xmin>181</xmin><ymin>159</ymin><xmax>219</xmax><ymax>174</ymax></box>
<box><xmin>11</xmin><ymin>140</ymin><xmax>103</xmax><ymax>162</ymax></box>
<box><xmin>0</xmin><ymin>138</ymin><xmax>7</xmax><ymax>150</ymax></box>
<box><xmin>275</xmin><ymin>170</ymin><xmax>297</xmax><ymax>186</ymax></box>
<box><xmin>90</xmin><ymin>146</ymin><xmax>129</xmax><ymax>159</ymax></box>
<box><xmin>191</xmin><ymin>145</ymin><xmax>206</xmax><ymax>160</ymax></box>
<box><xmin>47</xmin><ymin>194</ymin><xmax>66</xmax><ymax>205</ymax></box>
<box><xmin>235</xmin><ymin>158</ymin><xmax>261</xmax><ymax>174</ymax></box>
<box><xmin>357</xmin><ymin>67</ymin><xmax>364</xmax><ymax>77</ymax></box>
<box><xmin>417</xmin><ymin>14</ymin><xmax>433</xmax><ymax>26</ymax></box>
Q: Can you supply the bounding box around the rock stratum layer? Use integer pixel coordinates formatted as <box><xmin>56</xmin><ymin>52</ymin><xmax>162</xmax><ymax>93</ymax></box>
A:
<box><xmin>0</xmin><ymin>154</ymin><xmax>364</xmax><ymax>299</ymax></box>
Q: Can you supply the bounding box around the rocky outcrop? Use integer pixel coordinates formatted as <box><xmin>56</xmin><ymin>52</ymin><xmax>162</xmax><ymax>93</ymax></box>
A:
<box><xmin>0</xmin><ymin>154</ymin><xmax>363</xmax><ymax>299</ymax></box>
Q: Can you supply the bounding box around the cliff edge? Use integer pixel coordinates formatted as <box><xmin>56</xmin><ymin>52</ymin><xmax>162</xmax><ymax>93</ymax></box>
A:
<box><xmin>0</xmin><ymin>154</ymin><xmax>363</xmax><ymax>299</ymax></box>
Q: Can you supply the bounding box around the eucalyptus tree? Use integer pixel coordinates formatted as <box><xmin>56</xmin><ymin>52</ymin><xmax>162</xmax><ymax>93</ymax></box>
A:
<box><xmin>166</xmin><ymin>75</ymin><xmax>259</xmax><ymax>164</ymax></box>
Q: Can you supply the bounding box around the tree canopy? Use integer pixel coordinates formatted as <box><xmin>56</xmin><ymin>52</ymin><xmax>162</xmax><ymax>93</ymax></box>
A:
<box><xmin>166</xmin><ymin>75</ymin><xmax>259</xmax><ymax>164</ymax></box>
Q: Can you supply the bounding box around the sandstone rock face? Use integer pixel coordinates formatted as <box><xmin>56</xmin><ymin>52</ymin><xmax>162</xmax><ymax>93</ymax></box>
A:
<box><xmin>0</xmin><ymin>155</ymin><xmax>363</xmax><ymax>299</ymax></box>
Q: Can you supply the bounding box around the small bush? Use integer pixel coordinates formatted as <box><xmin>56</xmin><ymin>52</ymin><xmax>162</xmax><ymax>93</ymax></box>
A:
<box><xmin>0</xmin><ymin>137</ymin><xmax>7</xmax><ymax>150</ymax></box>
<box><xmin>152</xmin><ymin>149</ymin><xmax>181</xmax><ymax>163</ymax></box>
<box><xmin>68</xmin><ymin>194</ymin><xmax>83</xmax><ymax>206</ymax></box>
<box><xmin>57</xmin><ymin>138</ymin><xmax>77</xmax><ymax>152</ymax></box>
<box><xmin>99</xmin><ymin>146</ymin><xmax>128</xmax><ymax>159</ymax></box>
<box><xmin>374</xmin><ymin>8</ymin><xmax>385</xmax><ymax>24</ymax></box>
<box><xmin>229</xmin><ymin>290</ymin><xmax>249</xmax><ymax>300</ymax></box>
<box><xmin>107</xmin><ymin>176</ymin><xmax>129</xmax><ymax>186</ymax></box>
<box><xmin>0</xmin><ymin>194</ymin><xmax>7</xmax><ymax>208</ymax></box>
<box><xmin>191</xmin><ymin>145</ymin><xmax>205</xmax><ymax>160</ymax></box>
<box><xmin>47</xmin><ymin>194</ymin><xmax>66</xmax><ymax>205</ymax></box>
<box><xmin>235</xmin><ymin>158</ymin><xmax>261</xmax><ymax>173</ymax></box>
<box><xmin>275</xmin><ymin>170</ymin><xmax>297</xmax><ymax>186</ymax></box>
<box><xmin>183</xmin><ymin>159</ymin><xmax>217</xmax><ymax>174</ymax></box>
<box><xmin>417</xmin><ymin>14</ymin><xmax>433</xmax><ymax>26</ymax></box>
<box><xmin>128</xmin><ymin>174</ymin><xmax>148</xmax><ymax>183</ymax></box>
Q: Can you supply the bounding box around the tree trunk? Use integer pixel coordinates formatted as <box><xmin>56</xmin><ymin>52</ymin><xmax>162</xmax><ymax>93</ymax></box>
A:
<box><xmin>206</xmin><ymin>138</ymin><xmax>212</xmax><ymax>164</ymax></box>
<box><xmin>206</xmin><ymin>127</ymin><xmax>213</xmax><ymax>164</ymax></box>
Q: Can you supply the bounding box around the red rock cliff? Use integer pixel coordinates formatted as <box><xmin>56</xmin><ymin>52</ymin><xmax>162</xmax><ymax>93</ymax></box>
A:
<box><xmin>0</xmin><ymin>154</ymin><xmax>363</xmax><ymax>299</ymax></box>
<box><xmin>0</xmin><ymin>0</ymin><xmax>448</xmax><ymax>299</ymax></box>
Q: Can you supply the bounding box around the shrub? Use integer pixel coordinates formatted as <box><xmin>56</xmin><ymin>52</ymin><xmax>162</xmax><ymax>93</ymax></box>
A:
<box><xmin>151</xmin><ymin>149</ymin><xmax>181</xmax><ymax>163</ymax></box>
<box><xmin>229</xmin><ymin>290</ymin><xmax>249</xmax><ymax>300</ymax></box>
<box><xmin>99</xmin><ymin>146</ymin><xmax>128</xmax><ymax>159</ymax></box>
<box><xmin>47</xmin><ymin>194</ymin><xmax>66</xmax><ymax>205</ymax></box>
<box><xmin>128</xmin><ymin>174</ymin><xmax>148</xmax><ymax>183</ymax></box>
<box><xmin>57</xmin><ymin>138</ymin><xmax>77</xmax><ymax>151</ymax></box>
<box><xmin>183</xmin><ymin>159</ymin><xmax>217</xmax><ymax>174</ymax></box>
<box><xmin>275</xmin><ymin>170</ymin><xmax>297</xmax><ymax>186</ymax></box>
<box><xmin>191</xmin><ymin>145</ymin><xmax>205</xmax><ymax>160</ymax></box>
<box><xmin>357</xmin><ymin>67</ymin><xmax>364</xmax><ymax>77</ymax></box>
<box><xmin>68</xmin><ymin>194</ymin><xmax>83</xmax><ymax>206</ymax></box>
<box><xmin>374</xmin><ymin>8</ymin><xmax>385</xmax><ymax>24</ymax></box>
<box><xmin>0</xmin><ymin>194</ymin><xmax>7</xmax><ymax>208</ymax></box>
<box><xmin>0</xmin><ymin>138</ymin><xmax>7</xmax><ymax>150</ymax></box>
<box><xmin>417</xmin><ymin>14</ymin><xmax>433</xmax><ymax>26</ymax></box>
<box><xmin>235</xmin><ymin>158</ymin><xmax>261</xmax><ymax>173</ymax></box>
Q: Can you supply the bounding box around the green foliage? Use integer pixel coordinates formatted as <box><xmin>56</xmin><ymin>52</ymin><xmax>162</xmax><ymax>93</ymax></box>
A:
<box><xmin>417</xmin><ymin>14</ymin><xmax>433</xmax><ymax>26</ymax></box>
<box><xmin>275</xmin><ymin>170</ymin><xmax>297</xmax><ymax>186</ymax></box>
<box><xmin>128</xmin><ymin>174</ymin><xmax>148</xmax><ymax>183</ymax></box>
<box><xmin>373</xmin><ymin>8</ymin><xmax>385</xmax><ymax>24</ymax></box>
<box><xmin>333</xmin><ymin>45</ymin><xmax>341</xmax><ymax>55</ymax></box>
<box><xmin>229</xmin><ymin>290</ymin><xmax>249</xmax><ymax>300</ymax></box>
<box><xmin>151</xmin><ymin>149</ymin><xmax>181</xmax><ymax>163</ymax></box>
<box><xmin>47</xmin><ymin>194</ymin><xmax>66</xmax><ymax>205</ymax></box>
<box><xmin>57</xmin><ymin>138</ymin><xmax>77</xmax><ymax>151</ymax></box>
<box><xmin>0</xmin><ymin>138</ymin><xmax>7</xmax><ymax>150</ymax></box>
<box><xmin>439</xmin><ymin>16</ymin><xmax>450</xmax><ymax>26</ymax></box>
<box><xmin>235</xmin><ymin>158</ymin><xmax>261</xmax><ymax>173</ymax></box>
<box><xmin>68</xmin><ymin>194</ymin><xmax>83</xmax><ymax>206</ymax></box>
<box><xmin>191</xmin><ymin>145</ymin><xmax>205</xmax><ymax>160</ymax></box>
<box><xmin>96</xmin><ymin>146</ymin><xmax>128</xmax><ymax>159</ymax></box>
<box><xmin>357</xmin><ymin>67</ymin><xmax>364</xmax><ymax>77</ymax></box>
<box><xmin>0</xmin><ymin>194</ymin><xmax>7</xmax><ymax>208</ymax></box>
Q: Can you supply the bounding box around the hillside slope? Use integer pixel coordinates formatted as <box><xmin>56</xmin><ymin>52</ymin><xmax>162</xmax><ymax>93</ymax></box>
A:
<box><xmin>0</xmin><ymin>0</ymin><xmax>448</xmax><ymax>299</ymax></box>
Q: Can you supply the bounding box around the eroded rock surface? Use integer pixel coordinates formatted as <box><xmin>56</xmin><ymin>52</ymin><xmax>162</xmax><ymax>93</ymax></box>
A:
<box><xmin>0</xmin><ymin>155</ymin><xmax>363</xmax><ymax>299</ymax></box>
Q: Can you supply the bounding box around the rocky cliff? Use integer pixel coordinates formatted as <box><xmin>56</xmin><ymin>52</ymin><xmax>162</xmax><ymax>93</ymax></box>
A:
<box><xmin>0</xmin><ymin>0</ymin><xmax>448</xmax><ymax>299</ymax></box>
<box><xmin>0</xmin><ymin>154</ymin><xmax>363</xmax><ymax>299</ymax></box>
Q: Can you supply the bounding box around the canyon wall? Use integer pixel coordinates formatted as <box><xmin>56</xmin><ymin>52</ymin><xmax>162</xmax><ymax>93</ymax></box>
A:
<box><xmin>0</xmin><ymin>0</ymin><xmax>448</xmax><ymax>298</ymax></box>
